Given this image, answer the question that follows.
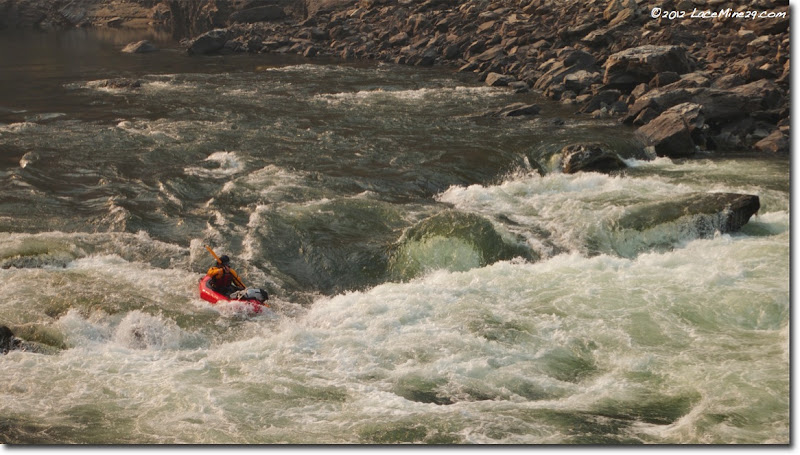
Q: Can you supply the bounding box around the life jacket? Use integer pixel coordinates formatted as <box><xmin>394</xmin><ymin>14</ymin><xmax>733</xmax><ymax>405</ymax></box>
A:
<box><xmin>208</xmin><ymin>265</ymin><xmax>235</xmax><ymax>289</ymax></box>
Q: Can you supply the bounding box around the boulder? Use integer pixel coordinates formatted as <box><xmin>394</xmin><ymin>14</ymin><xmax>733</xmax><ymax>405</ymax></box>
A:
<box><xmin>229</xmin><ymin>5</ymin><xmax>286</xmax><ymax>23</ymax></box>
<box><xmin>560</xmin><ymin>143</ymin><xmax>627</xmax><ymax>174</ymax></box>
<box><xmin>603</xmin><ymin>45</ymin><xmax>693</xmax><ymax>89</ymax></box>
<box><xmin>485</xmin><ymin>72</ymin><xmax>516</xmax><ymax>87</ymax></box>
<box><xmin>187</xmin><ymin>29</ymin><xmax>230</xmax><ymax>55</ymax></box>
<box><xmin>730</xmin><ymin>79</ymin><xmax>784</xmax><ymax>111</ymax></box>
<box><xmin>625</xmin><ymin>86</ymin><xmax>752</xmax><ymax>125</ymax></box>
<box><xmin>634</xmin><ymin>103</ymin><xmax>704</xmax><ymax>158</ymax></box>
<box><xmin>753</xmin><ymin>129</ymin><xmax>789</xmax><ymax>154</ymax></box>
<box><xmin>122</xmin><ymin>40</ymin><xmax>158</xmax><ymax>53</ymax></box>
<box><xmin>617</xmin><ymin>193</ymin><xmax>760</xmax><ymax>237</ymax></box>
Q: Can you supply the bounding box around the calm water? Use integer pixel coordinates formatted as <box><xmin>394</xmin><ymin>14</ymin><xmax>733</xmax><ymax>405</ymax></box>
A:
<box><xmin>0</xmin><ymin>28</ymin><xmax>790</xmax><ymax>444</ymax></box>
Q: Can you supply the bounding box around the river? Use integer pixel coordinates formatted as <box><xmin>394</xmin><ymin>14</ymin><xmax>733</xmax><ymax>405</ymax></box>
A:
<box><xmin>0</xmin><ymin>28</ymin><xmax>789</xmax><ymax>444</ymax></box>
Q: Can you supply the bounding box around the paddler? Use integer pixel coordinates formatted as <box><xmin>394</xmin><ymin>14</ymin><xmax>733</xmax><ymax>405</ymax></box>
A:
<box><xmin>206</xmin><ymin>254</ymin><xmax>245</xmax><ymax>297</ymax></box>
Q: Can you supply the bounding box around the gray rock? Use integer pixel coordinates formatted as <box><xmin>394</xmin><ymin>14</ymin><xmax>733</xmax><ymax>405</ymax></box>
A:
<box><xmin>634</xmin><ymin>103</ymin><xmax>704</xmax><ymax>158</ymax></box>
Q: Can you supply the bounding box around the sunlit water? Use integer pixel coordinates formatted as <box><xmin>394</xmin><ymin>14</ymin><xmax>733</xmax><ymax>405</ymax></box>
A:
<box><xmin>0</xmin><ymin>29</ymin><xmax>789</xmax><ymax>444</ymax></box>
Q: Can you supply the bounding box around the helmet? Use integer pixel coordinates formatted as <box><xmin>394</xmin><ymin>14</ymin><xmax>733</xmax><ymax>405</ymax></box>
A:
<box><xmin>219</xmin><ymin>255</ymin><xmax>230</xmax><ymax>265</ymax></box>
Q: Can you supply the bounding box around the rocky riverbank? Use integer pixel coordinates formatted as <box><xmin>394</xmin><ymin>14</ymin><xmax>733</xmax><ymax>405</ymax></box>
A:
<box><xmin>0</xmin><ymin>0</ymin><xmax>789</xmax><ymax>156</ymax></box>
<box><xmin>180</xmin><ymin>0</ymin><xmax>790</xmax><ymax>157</ymax></box>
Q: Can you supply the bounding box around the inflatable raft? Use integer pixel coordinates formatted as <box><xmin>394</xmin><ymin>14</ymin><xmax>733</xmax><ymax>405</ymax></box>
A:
<box><xmin>198</xmin><ymin>275</ymin><xmax>269</xmax><ymax>313</ymax></box>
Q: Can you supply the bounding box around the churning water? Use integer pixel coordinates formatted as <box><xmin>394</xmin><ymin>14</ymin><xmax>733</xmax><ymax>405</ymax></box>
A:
<box><xmin>0</xmin><ymin>29</ymin><xmax>789</xmax><ymax>444</ymax></box>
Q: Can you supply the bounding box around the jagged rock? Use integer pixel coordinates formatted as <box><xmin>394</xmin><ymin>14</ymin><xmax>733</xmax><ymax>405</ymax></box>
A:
<box><xmin>560</xmin><ymin>143</ymin><xmax>627</xmax><ymax>174</ymax></box>
<box><xmin>603</xmin><ymin>0</ymin><xmax>636</xmax><ymax>21</ymax></box>
<box><xmin>187</xmin><ymin>29</ymin><xmax>230</xmax><ymax>55</ymax></box>
<box><xmin>729</xmin><ymin>79</ymin><xmax>784</xmax><ymax>111</ymax></box>
<box><xmin>652</xmin><ymin>72</ymin><xmax>711</xmax><ymax>90</ymax></box>
<box><xmin>731</xmin><ymin>57</ymin><xmax>776</xmax><ymax>82</ymax></box>
<box><xmin>533</xmin><ymin>48</ymin><xmax>598</xmax><ymax>92</ymax></box>
<box><xmin>632</xmin><ymin>107</ymin><xmax>659</xmax><ymax>126</ymax></box>
<box><xmin>122</xmin><ymin>40</ymin><xmax>158</xmax><ymax>54</ymax></box>
<box><xmin>305</xmin><ymin>0</ymin><xmax>358</xmax><ymax>17</ymax></box>
<box><xmin>754</xmin><ymin>129</ymin><xmax>789</xmax><ymax>154</ymax></box>
<box><xmin>634</xmin><ymin>102</ymin><xmax>704</xmax><ymax>158</ymax></box>
<box><xmin>603</xmin><ymin>45</ymin><xmax>693</xmax><ymax>89</ymax></box>
<box><xmin>624</xmin><ymin>86</ymin><xmax>754</xmax><ymax>125</ymax></box>
<box><xmin>485</xmin><ymin>72</ymin><xmax>515</xmax><ymax>87</ymax></box>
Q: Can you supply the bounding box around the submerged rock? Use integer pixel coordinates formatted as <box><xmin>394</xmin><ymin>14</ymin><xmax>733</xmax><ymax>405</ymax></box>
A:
<box><xmin>98</xmin><ymin>78</ymin><xmax>143</xmax><ymax>89</ymax></box>
<box><xmin>618</xmin><ymin>193</ymin><xmax>760</xmax><ymax>235</ymax></box>
<box><xmin>122</xmin><ymin>40</ymin><xmax>158</xmax><ymax>54</ymax></box>
<box><xmin>605</xmin><ymin>193</ymin><xmax>760</xmax><ymax>258</ymax></box>
<box><xmin>390</xmin><ymin>210</ymin><xmax>536</xmax><ymax>279</ymax></box>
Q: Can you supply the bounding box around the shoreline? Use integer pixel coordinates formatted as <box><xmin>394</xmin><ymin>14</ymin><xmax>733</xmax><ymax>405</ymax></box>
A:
<box><xmin>0</xmin><ymin>0</ymin><xmax>790</xmax><ymax>157</ymax></box>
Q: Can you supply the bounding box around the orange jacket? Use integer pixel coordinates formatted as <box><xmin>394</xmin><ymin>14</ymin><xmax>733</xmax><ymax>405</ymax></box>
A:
<box><xmin>206</xmin><ymin>265</ymin><xmax>243</xmax><ymax>290</ymax></box>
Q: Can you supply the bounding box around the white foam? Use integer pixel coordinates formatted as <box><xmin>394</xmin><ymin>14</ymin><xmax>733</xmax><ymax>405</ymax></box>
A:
<box><xmin>184</xmin><ymin>151</ymin><xmax>245</xmax><ymax>178</ymax></box>
<box><xmin>317</xmin><ymin>86</ymin><xmax>503</xmax><ymax>105</ymax></box>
